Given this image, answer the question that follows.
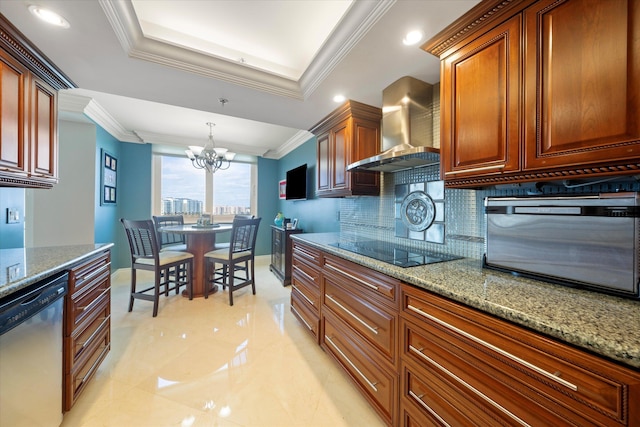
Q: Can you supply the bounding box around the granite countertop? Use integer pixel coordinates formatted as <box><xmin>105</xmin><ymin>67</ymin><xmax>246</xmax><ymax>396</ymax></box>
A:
<box><xmin>0</xmin><ymin>243</ymin><xmax>114</xmax><ymax>299</ymax></box>
<box><xmin>292</xmin><ymin>233</ymin><xmax>640</xmax><ymax>370</ymax></box>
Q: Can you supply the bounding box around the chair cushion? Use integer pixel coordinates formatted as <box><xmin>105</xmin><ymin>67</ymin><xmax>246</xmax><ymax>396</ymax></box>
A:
<box><xmin>204</xmin><ymin>249</ymin><xmax>252</xmax><ymax>261</ymax></box>
<box><xmin>137</xmin><ymin>250</ymin><xmax>194</xmax><ymax>266</ymax></box>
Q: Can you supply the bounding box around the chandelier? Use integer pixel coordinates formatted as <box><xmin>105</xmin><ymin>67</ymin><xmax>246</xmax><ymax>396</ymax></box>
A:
<box><xmin>185</xmin><ymin>122</ymin><xmax>236</xmax><ymax>173</ymax></box>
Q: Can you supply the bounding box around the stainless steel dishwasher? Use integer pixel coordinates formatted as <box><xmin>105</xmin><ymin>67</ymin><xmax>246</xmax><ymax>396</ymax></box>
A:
<box><xmin>0</xmin><ymin>271</ymin><xmax>68</xmax><ymax>427</ymax></box>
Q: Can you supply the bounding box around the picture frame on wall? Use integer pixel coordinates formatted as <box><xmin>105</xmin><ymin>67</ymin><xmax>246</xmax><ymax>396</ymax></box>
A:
<box><xmin>279</xmin><ymin>180</ymin><xmax>286</xmax><ymax>199</ymax></box>
<box><xmin>101</xmin><ymin>150</ymin><xmax>117</xmax><ymax>205</ymax></box>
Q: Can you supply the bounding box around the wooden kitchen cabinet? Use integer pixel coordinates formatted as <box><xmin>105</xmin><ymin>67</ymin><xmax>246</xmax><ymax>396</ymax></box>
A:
<box><xmin>269</xmin><ymin>225</ymin><xmax>303</xmax><ymax>286</ymax></box>
<box><xmin>310</xmin><ymin>100</ymin><xmax>381</xmax><ymax>197</ymax></box>
<box><xmin>64</xmin><ymin>250</ymin><xmax>111</xmax><ymax>411</ymax></box>
<box><xmin>290</xmin><ymin>240</ymin><xmax>323</xmax><ymax>343</ymax></box>
<box><xmin>0</xmin><ymin>14</ymin><xmax>74</xmax><ymax>188</ymax></box>
<box><xmin>400</xmin><ymin>283</ymin><xmax>640</xmax><ymax>426</ymax></box>
<box><xmin>321</xmin><ymin>255</ymin><xmax>400</xmax><ymax>426</ymax></box>
<box><xmin>425</xmin><ymin>0</ymin><xmax>640</xmax><ymax>188</ymax></box>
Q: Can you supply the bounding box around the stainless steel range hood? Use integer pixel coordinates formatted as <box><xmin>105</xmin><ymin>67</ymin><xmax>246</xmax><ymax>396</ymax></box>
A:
<box><xmin>347</xmin><ymin>76</ymin><xmax>440</xmax><ymax>173</ymax></box>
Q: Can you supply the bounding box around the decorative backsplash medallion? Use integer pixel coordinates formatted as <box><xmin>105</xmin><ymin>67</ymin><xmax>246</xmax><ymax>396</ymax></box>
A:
<box><xmin>395</xmin><ymin>180</ymin><xmax>445</xmax><ymax>244</ymax></box>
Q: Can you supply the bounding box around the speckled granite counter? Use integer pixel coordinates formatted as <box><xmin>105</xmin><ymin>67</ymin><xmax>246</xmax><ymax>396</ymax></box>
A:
<box><xmin>291</xmin><ymin>233</ymin><xmax>640</xmax><ymax>370</ymax></box>
<box><xmin>0</xmin><ymin>244</ymin><xmax>114</xmax><ymax>299</ymax></box>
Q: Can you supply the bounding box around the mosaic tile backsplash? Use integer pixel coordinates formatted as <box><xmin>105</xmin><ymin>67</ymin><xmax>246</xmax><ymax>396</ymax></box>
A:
<box><xmin>340</xmin><ymin>167</ymin><xmax>640</xmax><ymax>261</ymax></box>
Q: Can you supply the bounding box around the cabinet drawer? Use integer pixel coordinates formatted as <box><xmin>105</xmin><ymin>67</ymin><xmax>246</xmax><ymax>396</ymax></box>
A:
<box><xmin>323</xmin><ymin>275</ymin><xmax>396</xmax><ymax>363</ymax></box>
<box><xmin>292</xmin><ymin>241</ymin><xmax>322</xmax><ymax>267</ymax></box>
<box><xmin>291</xmin><ymin>290</ymin><xmax>320</xmax><ymax>343</ymax></box>
<box><xmin>402</xmin><ymin>318</ymin><xmax>567</xmax><ymax>426</ymax></box>
<box><xmin>67</xmin><ymin>293</ymin><xmax>110</xmax><ymax>366</ymax></box>
<box><xmin>64</xmin><ymin>318</ymin><xmax>110</xmax><ymax>411</ymax></box>
<box><xmin>324</xmin><ymin>254</ymin><xmax>398</xmax><ymax>305</ymax></box>
<box><xmin>292</xmin><ymin>256</ymin><xmax>321</xmax><ymax>292</ymax></box>
<box><xmin>401</xmin><ymin>359</ymin><xmax>517</xmax><ymax>427</ymax></box>
<box><xmin>401</xmin><ymin>286</ymin><xmax>640</xmax><ymax>426</ymax></box>
<box><xmin>323</xmin><ymin>310</ymin><xmax>396</xmax><ymax>425</ymax></box>
<box><xmin>68</xmin><ymin>251</ymin><xmax>110</xmax><ymax>296</ymax></box>
<box><xmin>291</xmin><ymin>279</ymin><xmax>319</xmax><ymax>315</ymax></box>
<box><xmin>66</xmin><ymin>284</ymin><xmax>110</xmax><ymax>333</ymax></box>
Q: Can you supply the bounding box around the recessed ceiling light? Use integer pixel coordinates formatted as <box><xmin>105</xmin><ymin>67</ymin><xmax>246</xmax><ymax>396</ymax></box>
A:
<box><xmin>402</xmin><ymin>30</ymin><xmax>423</xmax><ymax>46</ymax></box>
<box><xmin>333</xmin><ymin>94</ymin><xmax>346</xmax><ymax>103</ymax></box>
<box><xmin>28</xmin><ymin>5</ymin><xmax>70</xmax><ymax>28</ymax></box>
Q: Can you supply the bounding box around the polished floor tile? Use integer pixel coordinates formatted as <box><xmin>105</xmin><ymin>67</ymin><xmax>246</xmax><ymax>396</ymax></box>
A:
<box><xmin>61</xmin><ymin>255</ymin><xmax>385</xmax><ymax>427</ymax></box>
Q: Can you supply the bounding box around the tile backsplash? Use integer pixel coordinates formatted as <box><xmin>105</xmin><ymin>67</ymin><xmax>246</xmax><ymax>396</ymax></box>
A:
<box><xmin>340</xmin><ymin>168</ymin><xmax>640</xmax><ymax>260</ymax></box>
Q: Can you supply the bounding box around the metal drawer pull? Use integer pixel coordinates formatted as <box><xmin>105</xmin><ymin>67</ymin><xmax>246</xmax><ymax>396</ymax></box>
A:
<box><xmin>408</xmin><ymin>390</ymin><xmax>451</xmax><ymax>427</ymax></box>
<box><xmin>293</xmin><ymin>265</ymin><xmax>315</xmax><ymax>282</ymax></box>
<box><xmin>325</xmin><ymin>335</ymin><xmax>378</xmax><ymax>392</ymax></box>
<box><xmin>78</xmin><ymin>262</ymin><xmax>111</xmax><ymax>283</ymax></box>
<box><xmin>291</xmin><ymin>306</ymin><xmax>313</xmax><ymax>331</ymax></box>
<box><xmin>325</xmin><ymin>264</ymin><xmax>379</xmax><ymax>291</ymax></box>
<box><xmin>292</xmin><ymin>285</ymin><xmax>314</xmax><ymax>306</ymax></box>
<box><xmin>407</xmin><ymin>304</ymin><xmax>579</xmax><ymax>392</ymax></box>
<box><xmin>409</xmin><ymin>345</ymin><xmax>530</xmax><ymax>427</ymax></box>
<box><xmin>295</xmin><ymin>248</ymin><xmax>317</xmax><ymax>262</ymax></box>
<box><xmin>326</xmin><ymin>294</ymin><xmax>379</xmax><ymax>335</ymax></box>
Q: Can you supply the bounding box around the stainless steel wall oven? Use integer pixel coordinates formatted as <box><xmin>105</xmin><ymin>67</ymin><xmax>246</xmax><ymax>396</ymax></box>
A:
<box><xmin>484</xmin><ymin>193</ymin><xmax>639</xmax><ymax>299</ymax></box>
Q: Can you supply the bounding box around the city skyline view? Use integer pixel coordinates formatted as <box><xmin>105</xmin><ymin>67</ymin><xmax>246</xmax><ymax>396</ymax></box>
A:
<box><xmin>160</xmin><ymin>156</ymin><xmax>251</xmax><ymax>211</ymax></box>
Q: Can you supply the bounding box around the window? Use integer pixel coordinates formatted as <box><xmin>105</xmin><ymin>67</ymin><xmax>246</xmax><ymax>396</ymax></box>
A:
<box><xmin>153</xmin><ymin>154</ymin><xmax>255</xmax><ymax>223</ymax></box>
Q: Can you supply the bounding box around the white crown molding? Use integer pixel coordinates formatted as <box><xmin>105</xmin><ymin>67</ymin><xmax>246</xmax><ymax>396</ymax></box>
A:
<box><xmin>262</xmin><ymin>130</ymin><xmax>314</xmax><ymax>159</ymax></box>
<box><xmin>300</xmin><ymin>0</ymin><xmax>396</xmax><ymax>98</ymax></box>
<box><xmin>58</xmin><ymin>92</ymin><xmax>143</xmax><ymax>143</ymax></box>
<box><xmin>99</xmin><ymin>0</ymin><xmax>393</xmax><ymax>100</ymax></box>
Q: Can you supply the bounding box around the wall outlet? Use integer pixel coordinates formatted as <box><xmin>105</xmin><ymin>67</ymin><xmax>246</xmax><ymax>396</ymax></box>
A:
<box><xmin>6</xmin><ymin>208</ymin><xmax>20</xmax><ymax>224</ymax></box>
<box><xmin>7</xmin><ymin>264</ymin><xmax>20</xmax><ymax>281</ymax></box>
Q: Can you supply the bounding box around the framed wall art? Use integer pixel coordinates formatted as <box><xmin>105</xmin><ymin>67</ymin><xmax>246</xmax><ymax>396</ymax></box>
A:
<box><xmin>279</xmin><ymin>179</ymin><xmax>286</xmax><ymax>199</ymax></box>
<box><xmin>101</xmin><ymin>150</ymin><xmax>117</xmax><ymax>205</ymax></box>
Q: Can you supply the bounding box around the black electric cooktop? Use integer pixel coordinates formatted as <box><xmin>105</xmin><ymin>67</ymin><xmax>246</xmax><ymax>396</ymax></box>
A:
<box><xmin>329</xmin><ymin>240</ymin><xmax>462</xmax><ymax>268</ymax></box>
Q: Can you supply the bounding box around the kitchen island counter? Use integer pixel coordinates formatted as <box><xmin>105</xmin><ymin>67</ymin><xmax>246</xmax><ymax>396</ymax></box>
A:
<box><xmin>0</xmin><ymin>243</ymin><xmax>114</xmax><ymax>299</ymax></box>
<box><xmin>291</xmin><ymin>233</ymin><xmax>640</xmax><ymax>369</ymax></box>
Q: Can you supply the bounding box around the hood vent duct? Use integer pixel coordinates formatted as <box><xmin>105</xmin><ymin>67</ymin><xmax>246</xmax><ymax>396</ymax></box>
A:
<box><xmin>347</xmin><ymin>76</ymin><xmax>440</xmax><ymax>173</ymax></box>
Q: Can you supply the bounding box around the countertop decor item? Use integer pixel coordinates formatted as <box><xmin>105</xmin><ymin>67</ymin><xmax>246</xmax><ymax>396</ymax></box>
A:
<box><xmin>274</xmin><ymin>212</ymin><xmax>284</xmax><ymax>227</ymax></box>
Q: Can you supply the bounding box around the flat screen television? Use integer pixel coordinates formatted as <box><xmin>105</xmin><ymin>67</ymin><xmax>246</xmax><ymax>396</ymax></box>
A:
<box><xmin>285</xmin><ymin>164</ymin><xmax>307</xmax><ymax>200</ymax></box>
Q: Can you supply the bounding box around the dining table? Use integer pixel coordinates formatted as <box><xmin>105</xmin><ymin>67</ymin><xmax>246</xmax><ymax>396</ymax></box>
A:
<box><xmin>159</xmin><ymin>223</ymin><xmax>232</xmax><ymax>298</ymax></box>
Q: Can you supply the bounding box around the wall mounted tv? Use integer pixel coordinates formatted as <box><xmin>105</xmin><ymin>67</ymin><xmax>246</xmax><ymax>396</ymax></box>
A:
<box><xmin>286</xmin><ymin>164</ymin><xmax>307</xmax><ymax>200</ymax></box>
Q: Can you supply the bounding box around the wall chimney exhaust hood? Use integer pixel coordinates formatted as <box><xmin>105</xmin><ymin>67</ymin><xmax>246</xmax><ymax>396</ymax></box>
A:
<box><xmin>347</xmin><ymin>76</ymin><xmax>439</xmax><ymax>173</ymax></box>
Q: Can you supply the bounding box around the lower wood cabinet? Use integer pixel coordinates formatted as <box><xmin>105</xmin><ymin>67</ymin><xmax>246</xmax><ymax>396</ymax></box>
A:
<box><xmin>290</xmin><ymin>240</ymin><xmax>322</xmax><ymax>343</ymax></box>
<box><xmin>63</xmin><ymin>250</ymin><xmax>111</xmax><ymax>411</ymax></box>
<box><xmin>290</xmin><ymin>242</ymin><xmax>640</xmax><ymax>426</ymax></box>
<box><xmin>400</xmin><ymin>284</ymin><xmax>640</xmax><ymax>426</ymax></box>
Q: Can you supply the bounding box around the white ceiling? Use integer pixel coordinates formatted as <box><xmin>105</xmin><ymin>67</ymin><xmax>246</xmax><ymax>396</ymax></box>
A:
<box><xmin>0</xmin><ymin>0</ymin><xmax>479</xmax><ymax>159</ymax></box>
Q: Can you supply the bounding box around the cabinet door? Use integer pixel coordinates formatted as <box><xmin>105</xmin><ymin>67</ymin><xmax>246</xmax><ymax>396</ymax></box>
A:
<box><xmin>350</xmin><ymin>118</ymin><xmax>380</xmax><ymax>194</ymax></box>
<box><xmin>0</xmin><ymin>50</ymin><xmax>28</xmax><ymax>177</ymax></box>
<box><xmin>524</xmin><ymin>0</ymin><xmax>640</xmax><ymax>171</ymax></box>
<box><xmin>316</xmin><ymin>132</ymin><xmax>331</xmax><ymax>193</ymax></box>
<box><xmin>30</xmin><ymin>76</ymin><xmax>58</xmax><ymax>182</ymax></box>
<box><xmin>441</xmin><ymin>15</ymin><xmax>522</xmax><ymax>180</ymax></box>
<box><xmin>331</xmin><ymin>119</ymin><xmax>349</xmax><ymax>191</ymax></box>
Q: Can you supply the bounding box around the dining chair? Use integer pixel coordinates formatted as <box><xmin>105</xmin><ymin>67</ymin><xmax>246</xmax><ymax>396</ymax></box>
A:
<box><xmin>213</xmin><ymin>214</ymin><xmax>254</xmax><ymax>250</ymax></box>
<box><xmin>121</xmin><ymin>218</ymin><xmax>194</xmax><ymax>317</ymax></box>
<box><xmin>204</xmin><ymin>217</ymin><xmax>261</xmax><ymax>305</ymax></box>
<box><xmin>152</xmin><ymin>215</ymin><xmax>187</xmax><ymax>251</ymax></box>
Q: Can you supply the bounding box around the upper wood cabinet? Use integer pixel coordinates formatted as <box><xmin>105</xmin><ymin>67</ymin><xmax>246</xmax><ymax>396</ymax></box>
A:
<box><xmin>0</xmin><ymin>14</ymin><xmax>74</xmax><ymax>189</ymax></box>
<box><xmin>310</xmin><ymin>100</ymin><xmax>381</xmax><ymax>197</ymax></box>
<box><xmin>425</xmin><ymin>0</ymin><xmax>640</xmax><ymax>188</ymax></box>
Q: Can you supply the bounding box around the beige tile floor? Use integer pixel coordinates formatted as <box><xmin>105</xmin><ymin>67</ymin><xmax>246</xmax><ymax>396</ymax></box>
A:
<box><xmin>61</xmin><ymin>255</ymin><xmax>386</xmax><ymax>427</ymax></box>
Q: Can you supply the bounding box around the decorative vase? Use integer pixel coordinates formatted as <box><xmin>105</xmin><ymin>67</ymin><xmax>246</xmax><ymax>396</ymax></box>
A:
<box><xmin>274</xmin><ymin>212</ymin><xmax>284</xmax><ymax>227</ymax></box>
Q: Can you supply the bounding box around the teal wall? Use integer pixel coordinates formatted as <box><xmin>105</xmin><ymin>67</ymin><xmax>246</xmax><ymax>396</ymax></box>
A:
<box><xmin>0</xmin><ymin>187</ymin><xmax>25</xmax><ymax>249</ymax></box>
<box><xmin>256</xmin><ymin>157</ymin><xmax>279</xmax><ymax>255</ymax></box>
<box><xmin>276</xmin><ymin>136</ymin><xmax>340</xmax><ymax>233</ymax></box>
<box><xmin>94</xmin><ymin>126</ymin><xmax>123</xmax><ymax>267</ymax></box>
